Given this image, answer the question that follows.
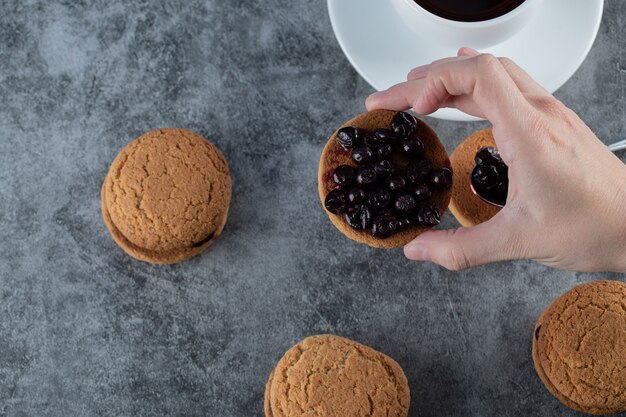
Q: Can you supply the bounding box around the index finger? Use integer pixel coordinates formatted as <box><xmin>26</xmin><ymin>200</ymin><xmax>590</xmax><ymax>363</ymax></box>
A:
<box><xmin>367</xmin><ymin>54</ymin><xmax>531</xmax><ymax>124</ymax></box>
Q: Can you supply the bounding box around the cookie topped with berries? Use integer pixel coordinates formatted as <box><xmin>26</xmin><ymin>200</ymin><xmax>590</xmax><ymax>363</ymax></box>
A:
<box><xmin>318</xmin><ymin>110</ymin><xmax>452</xmax><ymax>248</ymax></box>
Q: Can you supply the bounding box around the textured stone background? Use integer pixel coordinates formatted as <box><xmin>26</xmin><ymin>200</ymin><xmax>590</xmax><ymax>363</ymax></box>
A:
<box><xmin>0</xmin><ymin>1</ymin><xmax>625</xmax><ymax>416</ymax></box>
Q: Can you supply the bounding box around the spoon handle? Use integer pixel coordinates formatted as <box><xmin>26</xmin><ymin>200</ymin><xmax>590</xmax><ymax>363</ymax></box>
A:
<box><xmin>609</xmin><ymin>139</ymin><xmax>626</xmax><ymax>152</ymax></box>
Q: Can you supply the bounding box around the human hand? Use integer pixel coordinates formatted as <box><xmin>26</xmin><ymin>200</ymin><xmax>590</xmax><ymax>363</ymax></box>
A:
<box><xmin>366</xmin><ymin>47</ymin><xmax>626</xmax><ymax>272</ymax></box>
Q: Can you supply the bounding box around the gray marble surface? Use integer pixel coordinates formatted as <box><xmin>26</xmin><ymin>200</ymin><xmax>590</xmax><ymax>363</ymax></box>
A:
<box><xmin>0</xmin><ymin>1</ymin><xmax>624</xmax><ymax>416</ymax></box>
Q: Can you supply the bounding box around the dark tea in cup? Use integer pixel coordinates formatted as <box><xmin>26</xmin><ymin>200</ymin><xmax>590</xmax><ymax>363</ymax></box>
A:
<box><xmin>413</xmin><ymin>0</ymin><xmax>526</xmax><ymax>22</ymax></box>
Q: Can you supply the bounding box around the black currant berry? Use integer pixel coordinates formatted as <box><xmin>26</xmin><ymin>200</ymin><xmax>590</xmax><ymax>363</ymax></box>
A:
<box><xmin>475</xmin><ymin>146</ymin><xmax>503</xmax><ymax>166</ymax></box>
<box><xmin>352</xmin><ymin>145</ymin><xmax>374</xmax><ymax>165</ymax></box>
<box><xmin>413</xmin><ymin>184</ymin><xmax>432</xmax><ymax>202</ymax></box>
<box><xmin>397</xmin><ymin>217</ymin><xmax>412</xmax><ymax>231</ymax></box>
<box><xmin>324</xmin><ymin>189</ymin><xmax>347</xmax><ymax>214</ymax></box>
<box><xmin>356</xmin><ymin>167</ymin><xmax>377</xmax><ymax>187</ymax></box>
<box><xmin>406</xmin><ymin>160</ymin><xmax>432</xmax><ymax>183</ymax></box>
<box><xmin>345</xmin><ymin>204</ymin><xmax>373</xmax><ymax>230</ymax></box>
<box><xmin>394</xmin><ymin>194</ymin><xmax>417</xmax><ymax>214</ymax></box>
<box><xmin>374</xmin><ymin>128</ymin><xmax>398</xmax><ymax>144</ymax></box>
<box><xmin>336</xmin><ymin>126</ymin><xmax>362</xmax><ymax>149</ymax></box>
<box><xmin>429</xmin><ymin>167</ymin><xmax>453</xmax><ymax>190</ymax></box>
<box><xmin>471</xmin><ymin>165</ymin><xmax>499</xmax><ymax>190</ymax></box>
<box><xmin>332</xmin><ymin>165</ymin><xmax>356</xmax><ymax>187</ymax></box>
<box><xmin>371</xmin><ymin>215</ymin><xmax>397</xmax><ymax>238</ymax></box>
<box><xmin>347</xmin><ymin>187</ymin><xmax>367</xmax><ymax>204</ymax></box>
<box><xmin>391</xmin><ymin>111</ymin><xmax>417</xmax><ymax>137</ymax></box>
<box><xmin>363</xmin><ymin>132</ymin><xmax>380</xmax><ymax>147</ymax></box>
<box><xmin>402</xmin><ymin>138</ymin><xmax>424</xmax><ymax>157</ymax></box>
<box><xmin>415</xmin><ymin>204</ymin><xmax>441</xmax><ymax>226</ymax></box>
<box><xmin>388</xmin><ymin>174</ymin><xmax>407</xmax><ymax>193</ymax></box>
<box><xmin>373</xmin><ymin>159</ymin><xmax>393</xmax><ymax>178</ymax></box>
<box><xmin>376</xmin><ymin>142</ymin><xmax>393</xmax><ymax>159</ymax></box>
<box><xmin>367</xmin><ymin>188</ymin><xmax>391</xmax><ymax>211</ymax></box>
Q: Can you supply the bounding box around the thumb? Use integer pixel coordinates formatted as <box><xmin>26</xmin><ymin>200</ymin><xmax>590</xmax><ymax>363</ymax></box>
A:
<box><xmin>404</xmin><ymin>217</ymin><xmax>524</xmax><ymax>270</ymax></box>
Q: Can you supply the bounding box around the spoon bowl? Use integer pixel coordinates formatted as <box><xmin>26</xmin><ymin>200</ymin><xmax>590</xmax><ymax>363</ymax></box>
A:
<box><xmin>469</xmin><ymin>165</ymin><xmax>506</xmax><ymax>208</ymax></box>
<box><xmin>469</xmin><ymin>138</ymin><xmax>626</xmax><ymax>208</ymax></box>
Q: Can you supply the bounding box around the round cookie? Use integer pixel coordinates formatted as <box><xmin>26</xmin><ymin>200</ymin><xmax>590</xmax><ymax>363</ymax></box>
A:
<box><xmin>449</xmin><ymin>128</ymin><xmax>501</xmax><ymax>227</ymax></box>
<box><xmin>532</xmin><ymin>280</ymin><xmax>626</xmax><ymax>415</ymax></box>
<box><xmin>101</xmin><ymin>128</ymin><xmax>232</xmax><ymax>264</ymax></box>
<box><xmin>265</xmin><ymin>334</ymin><xmax>410</xmax><ymax>417</ymax></box>
<box><xmin>318</xmin><ymin>110</ymin><xmax>452</xmax><ymax>248</ymax></box>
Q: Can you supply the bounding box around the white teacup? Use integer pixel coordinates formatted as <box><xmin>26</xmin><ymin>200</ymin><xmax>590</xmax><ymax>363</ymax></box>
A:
<box><xmin>390</xmin><ymin>0</ymin><xmax>542</xmax><ymax>49</ymax></box>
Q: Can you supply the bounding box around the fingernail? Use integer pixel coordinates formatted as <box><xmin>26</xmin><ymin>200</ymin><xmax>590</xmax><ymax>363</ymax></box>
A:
<box><xmin>368</xmin><ymin>90</ymin><xmax>384</xmax><ymax>100</ymax></box>
<box><xmin>408</xmin><ymin>64</ymin><xmax>429</xmax><ymax>79</ymax></box>
<box><xmin>404</xmin><ymin>241</ymin><xmax>431</xmax><ymax>261</ymax></box>
<box><xmin>460</xmin><ymin>46</ymin><xmax>479</xmax><ymax>56</ymax></box>
<box><xmin>365</xmin><ymin>91</ymin><xmax>383</xmax><ymax>109</ymax></box>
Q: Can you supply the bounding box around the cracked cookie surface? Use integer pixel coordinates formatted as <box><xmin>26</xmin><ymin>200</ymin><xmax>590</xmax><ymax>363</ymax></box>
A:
<box><xmin>265</xmin><ymin>334</ymin><xmax>410</xmax><ymax>417</ymax></box>
<box><xmin>532</xmin><ymin>280</ymin><xmax>626</xmax><ymax>415</ymax></box>
<box><xmin>101</xmin><ymin>128</ymin><xmax>231</xmax><ymax>264</ymax></box>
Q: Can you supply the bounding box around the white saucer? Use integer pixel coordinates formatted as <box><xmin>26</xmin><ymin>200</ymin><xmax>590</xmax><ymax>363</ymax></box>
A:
<box><xmin>328</xmin><ymin>0</ymin><xmax>603</xmax><ymax>122</ymax></box>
